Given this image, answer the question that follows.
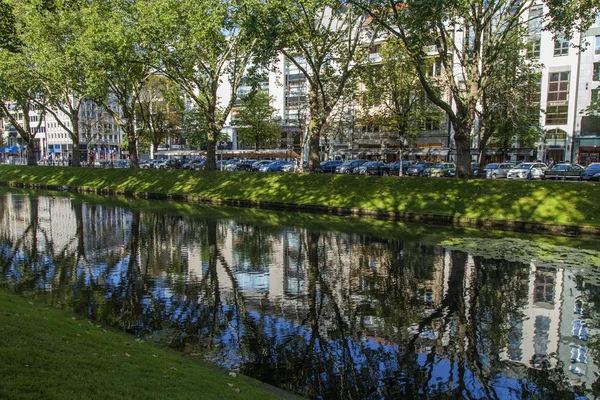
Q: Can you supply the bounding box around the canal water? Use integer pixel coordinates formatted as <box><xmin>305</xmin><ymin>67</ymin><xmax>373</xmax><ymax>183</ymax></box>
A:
<box><xmin>1</xmin><ymin>188</ymin><xmax>599</xmax><ymax>399</ymax></box>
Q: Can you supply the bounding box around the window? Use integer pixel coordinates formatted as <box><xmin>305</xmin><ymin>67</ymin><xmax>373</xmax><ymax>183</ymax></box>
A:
<box><xmin>547</xmin><ymin>71</ymin><xmax>570</xmax><ymax>102</ymax></box>
<box><xmin>530</xmin><ymin>38</ymin><xmax>541</xmax><ymax>58</ymax></box>
<box><xmin>424</xmin><ymin>118</ymin><xmax>440</xmax><ymax>130</ymax></box>
<box><xmin>546</xmin><ymin>72</ymin><xmax>570</xmax><ymax>125</ymax></box>
<box><xmin>546</xmin><ymin>105</ymin><xmax>568</xmax><ymax>125</ymax></box>
<box><xmin>553</xmin><ymin>36</ymin><xmax>569</xmax><ymax>56</ymax></box>
<box><xmin>427</xmin><ymin>59</ymin><xmax>442</xmax><ymax>77</ymax></box>
<box><xmin>596</xmin><ymin>36</ymin><xmax>600</xmax><ymax>55</ymax></box>
<box><xmin>594</xmin><ymin>62</ymin><xmax>600</xmax><ymax>81</ymax></box>
<box><xmin>592</xmin><ymin>88</ymin><xmax>600</xmax><ymax>104</ymax></box>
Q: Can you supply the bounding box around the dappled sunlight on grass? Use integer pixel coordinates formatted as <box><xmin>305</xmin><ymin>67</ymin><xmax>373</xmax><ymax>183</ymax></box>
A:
<box><xmin>1</xmin><ymin>165</ymin><xmax>600</xmax><ymax>228</ymax></box>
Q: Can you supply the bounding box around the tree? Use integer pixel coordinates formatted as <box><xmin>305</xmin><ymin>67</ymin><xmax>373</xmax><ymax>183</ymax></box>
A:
<box><xmin>137</xmin><ymin>0</ymin><xmax>274</xmax><ymax>170</ymax></box>
<box><xmin>273</xmin><ymin>1</ymin><xmax>373</xmax><ymax>171</ymax></box>
<box><xmin>6</xmin><ymin>0</ymin><xmax>94</xmax><ymax>167</ymax></box>
<box><xmin>80</xmin><ymin>0</ymin><xmax>154</xmax><ymax>168</ymax></box>
<box><xmin>350</xmin><ymin>0</ymin><xmax>600</xmax><ymax>178</ymax></box>
<box><xmin>474</xmin><ymin>29</ymin><xmax>543</xmax><ymax>169</ymax></box>
<box><xmin>359</xmin><ymin>39</ymin><xmax>442</xmax><ymax>161</ymax></box>
<box><xmin>235</xmin><ymin>90</ymin><xmax>282</xmax><ymax>151</ymax></box>
<box><xmin>0</xmin><ymin>52</ymin><xmax>45</xmax><ymax>165</ymax></box>
<box><xmin>135</xmin><ymin>75</ymin><xmax>183</xmax><ymax>159</ymax></box>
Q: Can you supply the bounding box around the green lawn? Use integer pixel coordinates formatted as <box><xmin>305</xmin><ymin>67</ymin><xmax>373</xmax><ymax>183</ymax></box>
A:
<box><xmin>1</xmin><ymin>165</ymin><xmax>599</xmax><ymax>228</ymax></box>
<box><xmin>0</xmin><ymin>290</ymin><xmax>292</xmax><ymax>400</ymax></box>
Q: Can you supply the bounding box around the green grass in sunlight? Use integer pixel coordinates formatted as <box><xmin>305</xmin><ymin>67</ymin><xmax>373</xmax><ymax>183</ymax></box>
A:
<box><xmin>1</xmin><ymin>165</ymin><xmax>599</xmax><ymax>228</ymax></box>
<box><xmin>0</xmin><ymin>290</ymin><xmax>287</xmax><ymax>400</ymax></box>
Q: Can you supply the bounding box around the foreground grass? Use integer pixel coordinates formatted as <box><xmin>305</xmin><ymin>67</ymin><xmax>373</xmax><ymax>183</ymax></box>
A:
<box><xmin>2</xmin><ymin>165</ymin><xmax>600</xmax><ymax>228</ymax></box>
<box><xmin>0</xmin><ymin>290</ymin><xmax>286</xmax><ymax>400</ymax></box>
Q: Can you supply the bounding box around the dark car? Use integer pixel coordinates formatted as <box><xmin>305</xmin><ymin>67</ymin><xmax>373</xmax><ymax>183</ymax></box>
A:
<box><xmin>335</xmin><ymin>159</ymin><xmax>368</xmax><ymax>174</ymax></box>
<box><xmin>251</xmin><ymin>160</ymin><xmax>273</xmax><ymax>171</ymax></box>
<box><xmin>383</xmin><ymin>160</ymin><xmax>416</xmax><ymax>176</ymax></box>
<box><xmin>230</xmin><ymin>159</ymin><xmax>257</xmax><ymax>171</ymax></box>
<box><xmin>422</xmin><ymin>162</ymin><xmax>456</xmax><ymax>177</ymax></box>
<box><xmin>182</xmin><ymin>158</ymin><xmax>205</xmax><ymax>170</ymax></box>
<box><xmin>542</xmin><ymin>163</ymin><xmax>584</xmax><ymax>180</ymax></box>
<box><xmin>258</xmin><ymin>160</ymin><xmax>293</xmax><ymax>172</ymax></box>
<box><xmin>581</xmin><ymin>163</ymin><xmax>600</xmax><ymax>181</ymax></box>
<box><xmin>320</xmin><ymin>160</ymin><xmax>343</xmax><ymax>173</ymax></box>
<box><xmin>356</xmin><ymin>161</ymin><xmax>387</xmax><ymax>176</ymax></box>
<box><xmin>406</xmin><ymin>161</ymin><xmax>435</xmax><ymax>176</ymax></box>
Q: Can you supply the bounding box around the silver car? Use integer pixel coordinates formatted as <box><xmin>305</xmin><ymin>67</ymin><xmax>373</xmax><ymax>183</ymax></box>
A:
<box><xmin>506</xmin><ymin>162</ymin><xmax>547</xmax><ymax>180</ymax></box>
<box><xmin>484</xmin><ymin>162</ymin><xmax>514</xmax><ymax>179</ymax></box>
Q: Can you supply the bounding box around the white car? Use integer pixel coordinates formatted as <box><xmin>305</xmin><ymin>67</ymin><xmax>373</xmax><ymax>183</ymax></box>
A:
<box><xmin>506</xmin><ymin>162</ymin><xmax>547</xmax><ymax>180</ymax></box>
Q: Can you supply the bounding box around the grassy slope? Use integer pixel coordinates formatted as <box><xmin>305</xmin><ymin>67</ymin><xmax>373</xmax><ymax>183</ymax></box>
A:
<box><xmin>0</xmin><ymin>290</ymin><xmax>287</xmax><ymax>400</ymax></box>
<box><xmin>2</xmin><ymin>165</ymin><xmax>599</xmax><ymax>227</ymax></box>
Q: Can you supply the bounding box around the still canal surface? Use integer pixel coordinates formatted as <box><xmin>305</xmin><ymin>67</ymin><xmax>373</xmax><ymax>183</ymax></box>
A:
<box><xmin>1</xmin><ymin>188</ymin><xmax>599</xmax><ymax>399</ymax></box>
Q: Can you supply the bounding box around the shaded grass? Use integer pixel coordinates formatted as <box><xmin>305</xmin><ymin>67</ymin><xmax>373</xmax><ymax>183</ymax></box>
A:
<box><xmin>0</xmin><ymin>290</ymin><xmax>287</xmax><ymax>400</ymax></box>
<box><xmin>2</xmin><ymin>165</ymin><xmax>600</xmax><ymax>228</ymax></box>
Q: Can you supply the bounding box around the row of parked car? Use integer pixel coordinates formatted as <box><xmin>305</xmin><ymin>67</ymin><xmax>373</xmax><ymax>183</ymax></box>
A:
<box><xmin>485</xmin><ymin>161</ymin><xmax>600</xmax><ymax>181</ymax></box>
<box><xmin>139</xmin><ymin>157</ymin><xmax>600</xmax><ymax>181</ymax></box>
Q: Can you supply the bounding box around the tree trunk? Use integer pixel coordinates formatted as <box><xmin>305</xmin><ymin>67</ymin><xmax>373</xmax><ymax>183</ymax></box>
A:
<box><xmin>72</xmin><ymin>139</ymin><xmax>81</xmax><ymax>167</ymax></box>
<box><xmin>307</xmin><ymin>90</ymin><xmax>322</xmax><ymax>172</ymax></box>
<box><xmin>454</xmin><ymin>131</ymin><xmax>472</xmax><ymax>179</ymax></box>
<box><xmin>206</xmin><ymin>135</ymin><xmax>217</xmax><ymax>171</ymax></box>
<box><xmin>26</xmin><ymin>138</ymin><xmax>37</xmax><ymax>166</ymax></box>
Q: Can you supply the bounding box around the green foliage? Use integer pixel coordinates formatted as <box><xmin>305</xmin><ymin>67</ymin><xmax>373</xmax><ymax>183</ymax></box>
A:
<box><xmin>0</xmin><ymin>290</ymin><xmax>281</xmax><ymax>400</ymax></box>
<box><xmin>235</xmin><ymin>90</ymin><xmax>282</xmax><ymax>150</ymax></box>
<box><xmin>359</xmin><ymin>39</ymin><xmax>441</xmax><ymax>144</ymax></box>
<box><xmin>271</xmin><ymin>1</ymin><xmax>372</xmax><ymax>170</ymax></box>
<box><xmin>181</xmin><ymin>107</ymin><xmax>229</xmax><ymax>149</ymax></box>
<box><xmin>136</xmin><ymin>0</ymin><xmax>273</xmax><ymax>170</ymax></box>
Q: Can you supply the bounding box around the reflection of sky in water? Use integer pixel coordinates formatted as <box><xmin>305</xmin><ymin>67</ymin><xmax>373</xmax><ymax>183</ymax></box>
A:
<box><xmin>1</xmin><ymin>190</ymin><xmax>599</xmax><ymax>399</ymax></box>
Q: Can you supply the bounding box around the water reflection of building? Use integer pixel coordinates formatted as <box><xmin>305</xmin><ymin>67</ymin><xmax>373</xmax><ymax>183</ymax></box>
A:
<box><xmin>503</xmin><ymin>262</ymin><xmax>598</xmax><ymax>388</ymax></box>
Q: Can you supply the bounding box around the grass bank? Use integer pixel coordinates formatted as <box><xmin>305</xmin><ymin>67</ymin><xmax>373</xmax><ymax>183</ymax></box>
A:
<box><xmin>1</xmin><ymin>165</ymin><xmax>599</xmax><ymax>234</ymax></box>
<box><xmin>0</xmin><ymin>290</ymin><xmax>293</xmax><ymax>400</ymax></box>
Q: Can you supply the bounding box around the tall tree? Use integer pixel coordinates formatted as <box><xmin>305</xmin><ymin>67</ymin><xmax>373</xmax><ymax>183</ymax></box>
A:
<box><xmin>137</xmin><ymin>0</ymin><xmax>274</xmax><ymax>170</ymax></box>
<box><xmin>474</xmin><ymin>28</ymin><xmax>543</xmax><ymax>169</ymax></box>
<box><xmin>350</xmin><ymin>0</ymin><xmax>600</xmax><ymax>178</ymax></box>
<box><xmin>7</xmin><ymin>0</ymin><xmax>93</xmax><ymax>167</ymax></box>
<box><xmin>273</xmin><ymin>1</ymin><xmax>373</xmax><ymax>171</ymax></box>
<box><xmin>80</xmin><ymin>0</ymin><xmax>153</xmax><ymax>168</ymax></box>
<box><xmin>234</xmin><ymin>90</ymin><xmax>282</xmax><ymax>151</ymax></box>
<box><xmin>0</xmin><ymin>52</ymin><xmax>45</xmax><ymax>165</ymax></box>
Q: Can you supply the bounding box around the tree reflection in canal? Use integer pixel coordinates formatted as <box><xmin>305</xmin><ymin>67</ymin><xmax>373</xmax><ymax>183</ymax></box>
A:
<box><xmin>0</xmin><ymin>190</ymin><xmax>599</xmax><ymax>399</ymax></box>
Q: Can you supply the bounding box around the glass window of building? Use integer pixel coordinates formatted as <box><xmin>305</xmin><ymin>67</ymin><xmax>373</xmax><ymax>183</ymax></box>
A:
<box><xmin>545</xmin><ymin>71</ymin><xmax>570</xmax><ymax>125</ymax></box>
<box><xmin>553</xmin><ymin>36</ymin><xmax>569</xmax><ymax>56</ymax></box>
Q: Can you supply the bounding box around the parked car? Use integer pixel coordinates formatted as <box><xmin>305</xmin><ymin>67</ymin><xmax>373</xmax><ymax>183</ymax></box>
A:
<box><xmin>542</xmin><ymin>163</ymin><xmax>584</xmax><ymax>180</ymax></box>
<box><xmin>251</xmin><ymin>160</ymin><xmax>273</xmax><ymax>171</ymax></box>
<box><xmin>484</xmin><ymin>162</ymin><xmax>515</xmax><ymax>179</ymax></box>
<box><xmin>506</xmin><ymin>162</ymin><xmax>547</xmax><ymax>179</ymax></box>
<box><xmin>406</xmin><ymin>161</ymin><xmax>435</xmax><ymax>176</ymax></box>
<box><xmin>156</xmin><ymin>159</ymin><xmax>182</xmax><ymax>169</ymax></box>
<box><xmin>229</xmin><ymin>159</ymin><xmax>256</xmax><ymax>171</ymax></box>
<box><xmin>422</xmin><ymin>162</ymin><xmax>456</xmax><ymax>177</ymax></box>
<box><xmin>357</xmin><ymin>161</ymin><xmax>387</xmax><ymax>176</ymax></box>
<box><xmin>383</xmin><ymin>160</ymin><xmax>416</xmax><ymax>176</ymax></box>
<box><xmin>258</xmin><ymin>160</ymin><xmax>293</xmax><ymax>172</ymax></box>
<box><xmin>320</xmin><ymin>160</ymin><xmax>343</xmax><ymax>173</ymax></box>
<box><xmin>581</xmin><ymin>163</ymin><xmax>600</xmax><ymax>181</ymax></box>
<box><xmin>139</xmin><ymin>160</ymin><xmax>158</xmax><ymax>169</ymax></box>
<box><xmin>335</xmin><ymin>159</ymin><xmax>368</xmax><ymax>174</ymax></box>
<box><xmin>182</xmin><ymin>158</ymin><xmax>205</xmax><ymax>170</ymax></box>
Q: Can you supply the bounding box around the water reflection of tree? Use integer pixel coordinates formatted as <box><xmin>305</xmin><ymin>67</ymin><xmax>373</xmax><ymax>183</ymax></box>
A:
<box><xmin>231</xmin><ymin>222</ymin><xmax>277</xmax><ymax>272</ymax></box>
